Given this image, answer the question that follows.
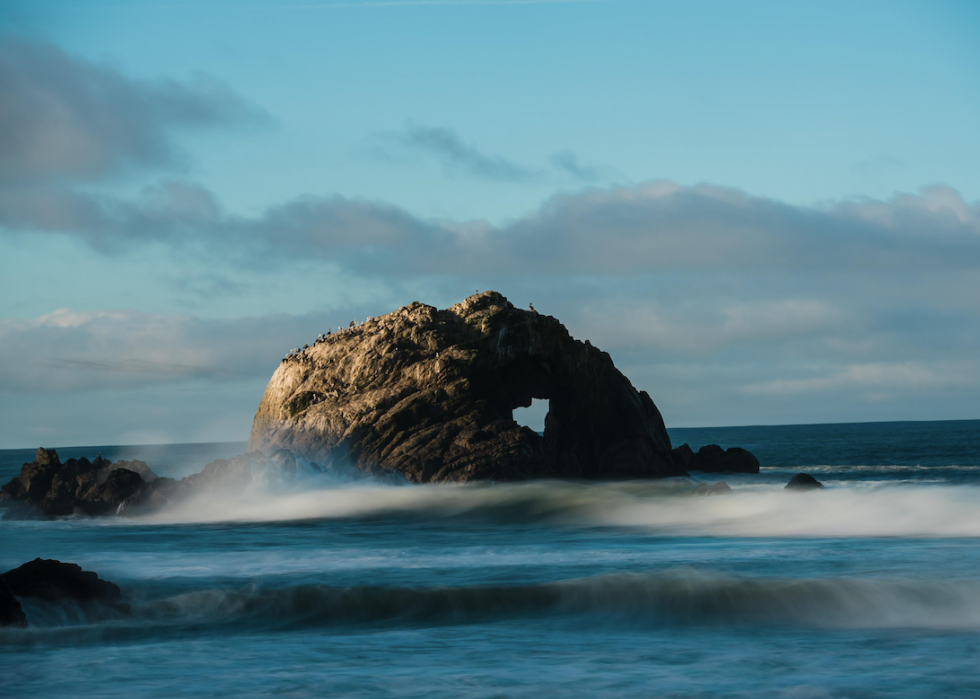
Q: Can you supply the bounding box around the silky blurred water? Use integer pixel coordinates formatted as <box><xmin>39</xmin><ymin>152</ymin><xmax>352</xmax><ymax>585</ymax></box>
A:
<box><xmin>1</xmin><ymin>420</ymin><xmax>979</xmax><ymax>698</ymax></box>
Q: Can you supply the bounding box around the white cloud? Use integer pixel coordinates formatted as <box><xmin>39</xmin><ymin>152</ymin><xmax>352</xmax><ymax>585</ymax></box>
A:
<box><xmin>741</xmin><ymin>361</ymin><xmax>977</xmax><ymax>397</ymax></box>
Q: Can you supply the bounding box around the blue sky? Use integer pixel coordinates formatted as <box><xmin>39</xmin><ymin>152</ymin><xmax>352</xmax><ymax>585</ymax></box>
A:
<box><xmin>1</xmin><ymin>0</ymin><xmax>978</xmax><ymax>447</ymax></box>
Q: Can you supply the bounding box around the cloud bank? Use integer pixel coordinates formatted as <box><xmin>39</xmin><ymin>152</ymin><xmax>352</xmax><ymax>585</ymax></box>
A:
<box><xmin>2</xmin><ymin>178</ymin><xmax>978</xmax><ymax>273</ymax></box>
<box><xmin>0</xmin><ymin>38</ymin><xmax>266</xmax><ymax>187</ymax></box>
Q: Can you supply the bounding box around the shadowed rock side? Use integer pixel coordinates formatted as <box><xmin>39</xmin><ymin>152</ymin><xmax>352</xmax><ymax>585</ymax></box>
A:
<box><xmin>0</xmin><ymin>559</ymin><xmax>128</xmax><ymax>627</ymax></box>
<box><xmin>0</xmin><ymin>448</ymin><xmax>158</xmax><ymax>518</ymax></box>
<box><xmin>249</xmin><ymin>291</ymin><xmax>678</xmax><ymax>483</ymax></box>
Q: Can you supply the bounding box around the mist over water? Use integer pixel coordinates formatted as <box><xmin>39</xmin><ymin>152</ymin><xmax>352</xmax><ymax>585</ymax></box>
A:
<box><xmin>2</xmin><ymin>420</ymin><xmax>980</xmax><ymax>698</ymax></box>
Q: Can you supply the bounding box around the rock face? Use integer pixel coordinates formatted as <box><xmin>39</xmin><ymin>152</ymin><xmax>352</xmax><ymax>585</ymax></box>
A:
<box><xmin>785</xmin><ymin>473</ymin><xmax>824</xmax><ymax>490</ymax></box>
<box><xmin>249</xmin><ymin>291</ymin><xmax>679</xmax><ymax>483</ymax></box>
<box><xmin>0</xmin><ymin>448</ymin><xmax>157</xmax><ymax>518</ymax></box>
<box><xmin>0</xmin><ymin>577</ymin><xmax>27</xmax><ymax>627</ymax></box>
<box><xmin>1</xmin><ymin>559</ymin><xmax>128</xmax><ymax>627</ymax></box>
<box><xmin>674</xmin><ymin>444</ymin><xmax>760</xmax><ymax>474</ymax></box>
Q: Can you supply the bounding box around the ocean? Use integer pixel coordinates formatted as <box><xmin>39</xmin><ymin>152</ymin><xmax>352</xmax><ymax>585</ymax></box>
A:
<box><xmin>1</xmin><ymin>419</ymin><xmax>979</xmax><ymax>698</ymax></box>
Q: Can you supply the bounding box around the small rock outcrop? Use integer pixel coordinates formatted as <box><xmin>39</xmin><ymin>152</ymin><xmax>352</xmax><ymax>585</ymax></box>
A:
<box><xmin>0</xmin><ymin>448</ymin><xmax>345</xmax><ymax>519</ymax></box>
<box><xmin>0</xmin><ymin>559</ymin><xmax>129</xmax><ymax>627</ymax></box>
<box><xmin>0</xmin><ymin>449</ymin><xmax>158</xmax><ymax>518</ymax></box>
<box><xmin>785</xmin><ymin>473</ymin><xmax>824</xmax><ymax>490</ymax></box>
<box><xmin>675</xmin><ymin>444</ymin><xmax>760</xmax><ymax>474</ymax></box>
<box><xmin>248</xmin><ymin>292</ymin><xmax>680</xmax><ymax>483</ymax></box>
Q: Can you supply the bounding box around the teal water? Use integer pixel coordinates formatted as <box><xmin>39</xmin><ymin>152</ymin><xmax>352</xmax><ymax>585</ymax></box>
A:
<box><xmin>1</xmin><ymin>420</ymin><xmax>979</xmax><ymax>698</ymax></box>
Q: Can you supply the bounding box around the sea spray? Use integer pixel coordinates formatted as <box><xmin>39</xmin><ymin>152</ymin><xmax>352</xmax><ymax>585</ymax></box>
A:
<box><xmin>140</xmin><ymin>477</ymin><xmax>980</xmax><ymax>538</ymax></box>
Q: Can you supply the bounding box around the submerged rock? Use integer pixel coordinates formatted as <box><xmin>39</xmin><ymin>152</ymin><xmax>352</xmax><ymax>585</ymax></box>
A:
<box><xmin>249</xmin><ymin>291</ymin><xmax>680</xmax><ymax>483</ymax></box>
<box><xmin>692</xmin><ymin>481</ymin><xmax>732</xmax><ymax>496</ymax></box>
<box><xmin>785</xmin><ymin>473</ymin><xmax>824</xmax><ymax>490</ymax></box>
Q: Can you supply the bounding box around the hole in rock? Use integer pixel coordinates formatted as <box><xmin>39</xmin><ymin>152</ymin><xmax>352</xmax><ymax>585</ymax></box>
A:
<box><xmin>512</xmin><ymin>398</ymin><xmax>549</xmax><ymax>435</ymax></box>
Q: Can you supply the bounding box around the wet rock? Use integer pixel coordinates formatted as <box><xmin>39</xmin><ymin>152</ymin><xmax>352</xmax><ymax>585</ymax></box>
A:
<box><xmin>785</xmin><ymin>473</ymin><xmax>824</xmax><ymax>490</ymax></box>
<box><xmin>0</xmin><ymin>449</ymin><xmax>157</xmax><ymax>519</ymax></box>
<box><xmin>690</xmin><ymin>445</ymin><xmax>760</xmax><ymax>474</ymax></box>
<box><xmin>671</xmin><ymin>444</ymin><xmax>696</xmax><ymax>472</ymax></box>
<box><xmin>692</xmin><ymin>481</ymin><xmax>732</xmax><ymax>496</ymax></box>
<box><xmin>2</xmin><ymin>559</ymin><xmax>130</xmax><ymax>624</ymax></box>
<box><xmin>249</xmin><ymin>291</ymin><xmax>680</xmax><ymax>483</ymax></box>
<box><xmin>82</xmin><ymin>468</ymin><xmax>147</xmax><ymax>516</ymax></box>
<box><xmin>0</xmin><ymin>577</ymin><xmax>27</xmax><ymax>628</ymax></box>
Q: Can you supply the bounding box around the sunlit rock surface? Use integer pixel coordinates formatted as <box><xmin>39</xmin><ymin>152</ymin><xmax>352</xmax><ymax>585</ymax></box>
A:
<box><xmin>249</xmin><ymin>291</ymin><xmax>679</xmax><ymax>483</ymax></box>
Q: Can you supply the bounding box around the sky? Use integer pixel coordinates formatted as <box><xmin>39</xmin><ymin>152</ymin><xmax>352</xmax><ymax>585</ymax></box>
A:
<box><xmin>0</xmin><ymin>0</ymin><xmax>978</xmax><ymax>448</ymax></box>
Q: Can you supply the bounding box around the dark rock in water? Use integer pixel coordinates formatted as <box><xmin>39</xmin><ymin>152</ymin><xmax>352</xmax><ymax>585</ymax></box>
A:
<box><xmin>690</xmin><ymin>445</ymin><xmax>760</xmax><ymax>474</ymax></box>
<box><xmin>249</xmin><ymin>291</ymin><xmax>680</xmax><ymax>483</ymax></box>
<box><xmin>785</xmin><ymin>473</ymin><xmax>824</xmax><ymax>490</ymax></box>
<box><xmin>0</xmin><ymin>449</ymin><xmax>158</xmax><ymax>519</ymax></box>
<box><xmin>0</xmin><ymin>444</ymin><xmax>337</xmax><ymax>518</ymax></box>
<box><xmin>0</xmin><ymin>577</ymin><xmax>27</xmax><ymax>628</ymax></box>
<box><xmin>692</xmin><ymin>481</ymin><xmax>732</xmax><ymax>496</ymax></box>
<box><xmin>82</xmin><ymin>468</ymin><xmax>147</xmax><ymax>516</ymax></box>
<box><xmin>671</xmin><ymin>443</ymin><xmax>695</xmax><ymax>472</ymax></box>
<box><xmin>2</xmin><ymin>558</ymin><xmax>131</xmax><ymax>621</ymax></box>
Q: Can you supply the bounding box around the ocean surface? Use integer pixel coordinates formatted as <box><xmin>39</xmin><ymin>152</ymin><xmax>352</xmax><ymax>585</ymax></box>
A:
<box><xmin>2</xmin><ymin>419</ymin><xmax>979</xmax><ymax>698</ymax></box>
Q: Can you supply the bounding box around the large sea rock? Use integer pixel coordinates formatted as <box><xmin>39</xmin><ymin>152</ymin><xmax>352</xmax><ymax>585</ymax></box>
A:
<box><xmin>248</xmin><ymin>291</ymin><xmax>680</xmax><ymax>483</ymax></box>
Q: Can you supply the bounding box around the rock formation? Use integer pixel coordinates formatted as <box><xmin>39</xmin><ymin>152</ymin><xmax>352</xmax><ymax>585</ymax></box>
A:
<box><xmin>0</xmin><ymin>577</ymin><xmax>27</xmax><ymax>627</ymax></box>
<box><xmin>248</xmin><ymin>292</ymin><xmax>681</xmax><ymax>483</ymax></box>
<box><xmin>0</xmin><ymin>448</ymin><xmax>340</xmax><ymax>519</ymax></box>
<box><xmin>0</xmin><ymin>559</ymin><xmax>128</xmax><ymax>627</ymax></box>
<box><xmin>785</xmin><ymin>473</ymin><xmax>824</xmax><ymax>490</ymax></box>
<box><xmin>0</xmin><ymin>448</ymin><xmax>158</xmax><ymax>518</ymax></box>
<box><xmin>672</xmin><ymin>444</ymin><xmax>760</xmax><ymax>474</ymax></box>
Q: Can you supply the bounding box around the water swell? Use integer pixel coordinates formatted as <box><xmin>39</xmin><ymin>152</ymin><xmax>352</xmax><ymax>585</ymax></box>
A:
<box><xmin>141</xmin><ymin>571</ymin><xmax>980</xmax><ymax>630</ymax></box>
<box><xmin>7</xmin><ymin>571</ymin><xmax>980</xmax><ymax>643</ymax></box>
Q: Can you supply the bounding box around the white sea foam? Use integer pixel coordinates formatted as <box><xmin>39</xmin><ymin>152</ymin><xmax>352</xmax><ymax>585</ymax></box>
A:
<box><xmin>139</xmin><ymin>475</ymin><xmax>980</xmax><ymax>538</ymax></box>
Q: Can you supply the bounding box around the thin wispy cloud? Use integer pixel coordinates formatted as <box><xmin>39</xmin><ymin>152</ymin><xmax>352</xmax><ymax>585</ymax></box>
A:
<box><xmin>377</xmin><ymin>125</ymin><xmax>535</xmax><ymax>181</ymax></box>
<box><xmin>550</xmin><ymin>150</ymin><xmax>600</xmax><ymax>182</ymax></box>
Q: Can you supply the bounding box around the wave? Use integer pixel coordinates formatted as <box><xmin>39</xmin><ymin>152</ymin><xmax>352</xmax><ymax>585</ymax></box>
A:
<box><xmin>134</xmin><ymin>478</ymin><xmax>980</xmax><ymax>538</ymax></box>
<box><xmin>6</xmin><ymin>570</ymin><xmax>980</xmax><ymax>642</ymax></box>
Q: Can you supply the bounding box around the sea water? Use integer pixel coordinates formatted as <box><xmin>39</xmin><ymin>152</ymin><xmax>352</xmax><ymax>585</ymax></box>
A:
<box><xmin>1</xmin><ymin>420</ymin><xmax>979</xmax><ymax>698</ymax></box>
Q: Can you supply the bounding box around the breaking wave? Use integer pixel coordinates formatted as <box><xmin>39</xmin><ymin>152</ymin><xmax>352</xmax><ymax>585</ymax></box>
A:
<box><xmin>7</xmin><ymin>570</ymin><xmax>980</xmax><ymax>642</ymax></box>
